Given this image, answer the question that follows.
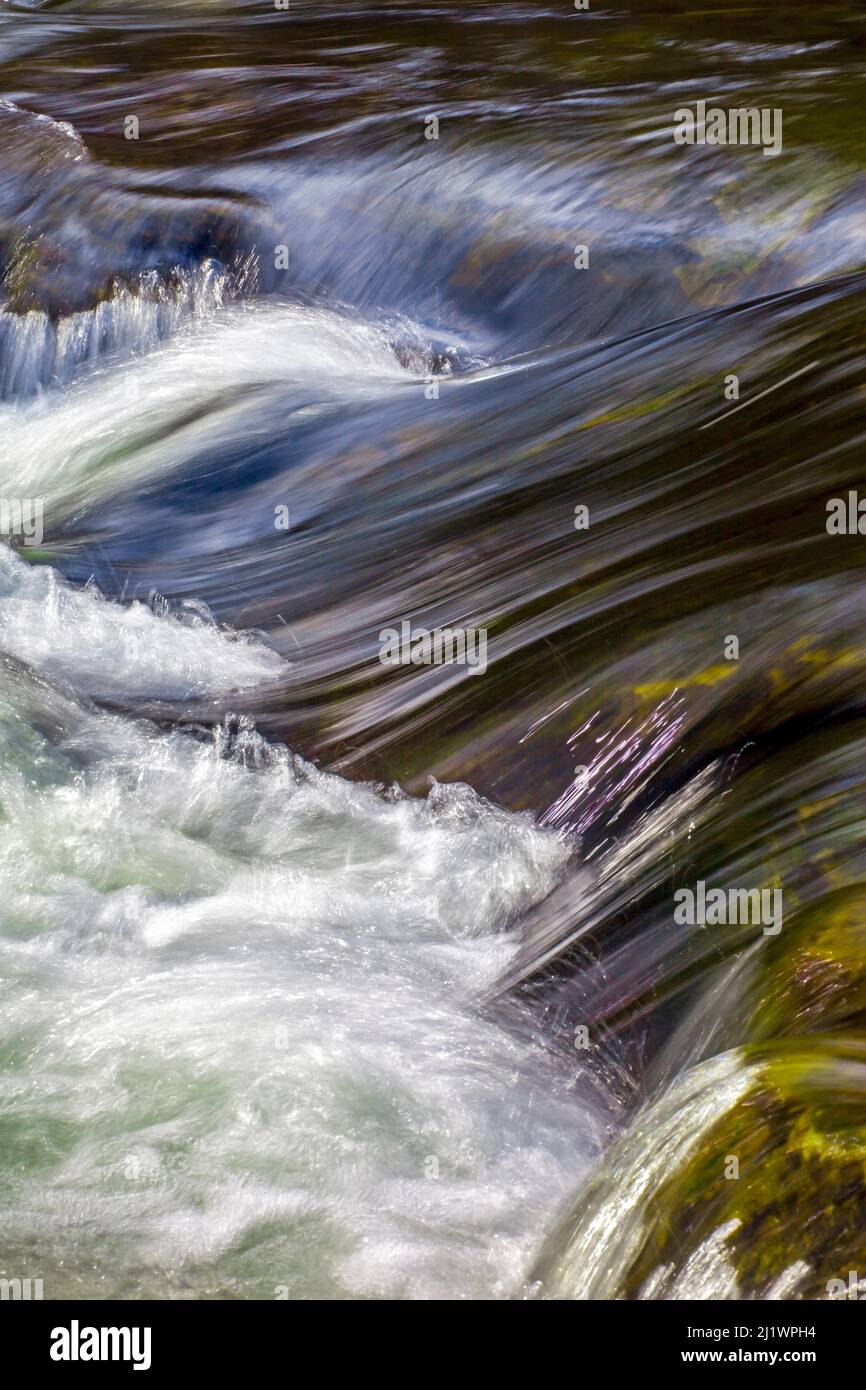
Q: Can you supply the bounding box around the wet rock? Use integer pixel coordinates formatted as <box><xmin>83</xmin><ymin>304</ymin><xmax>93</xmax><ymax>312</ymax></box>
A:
<box><xmin>0</xmin><ymin>100</ymin><xmax>275</xmax><ymax>317</ymax></box>
<box><xmin>534</xmin><ymin>1040</ymin><xmax>866</xmax><ymax>1300</ymax></box>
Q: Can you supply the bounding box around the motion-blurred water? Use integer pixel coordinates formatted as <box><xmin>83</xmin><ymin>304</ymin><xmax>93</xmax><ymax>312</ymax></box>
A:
<box><xmin>1</xmin><ymin>0</ymin><xmax>865</xmax><ymax>1298</ymax></box>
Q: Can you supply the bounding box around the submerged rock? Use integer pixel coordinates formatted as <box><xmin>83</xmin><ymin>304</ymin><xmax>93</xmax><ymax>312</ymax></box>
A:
<box><xmin>0</xmin><ymin>100</ymin><xmax>275</xmax><ymax>318</ymax></box>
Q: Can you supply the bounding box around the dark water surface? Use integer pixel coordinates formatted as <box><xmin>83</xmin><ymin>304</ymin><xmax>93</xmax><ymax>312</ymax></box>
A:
<box><xmin>1</xmin><ymin>0</ymin><xmax>865</xmax><ymax>1299</ymax></box>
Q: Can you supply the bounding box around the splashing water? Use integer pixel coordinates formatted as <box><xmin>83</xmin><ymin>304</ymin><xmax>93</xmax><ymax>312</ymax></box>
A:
<box><xmin>1</xmin><ymin>0</ymin><xmax>865</xmax><ymax>1302</ymax></box>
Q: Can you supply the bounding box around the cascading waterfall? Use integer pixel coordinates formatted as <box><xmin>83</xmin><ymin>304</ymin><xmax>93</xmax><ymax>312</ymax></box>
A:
<box><xmin>1</xmin><ymin>0</ymin><xmax>865</xmax><ymax>1304</ymax></box>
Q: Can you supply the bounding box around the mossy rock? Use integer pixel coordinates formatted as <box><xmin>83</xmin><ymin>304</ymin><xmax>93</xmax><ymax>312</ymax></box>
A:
<box><xmin>535</xmin><ymin>1041</ymin><xmax>866</xmax><ymax>1299</ymax></box>
<box><xmin>747</xmin><ymin>887</ymin><xmax>866</xmax><ymax>1043</ymax></box>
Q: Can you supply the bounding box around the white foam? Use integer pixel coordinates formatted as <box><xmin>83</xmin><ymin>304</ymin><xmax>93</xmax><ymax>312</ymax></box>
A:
<box><xmin>0</xmin><ymin>298</ymin><xmax>413</xmax><ymax>524</ymax></box>
<box><xmin>0</xmin><ymin>547</ymin><xmax>284</xmax><ymax>699</ymax></box>
<box><xmin>0</xmin><ymin>688</ymin><xmax>595</xmax><ymax>1298</ymax></box>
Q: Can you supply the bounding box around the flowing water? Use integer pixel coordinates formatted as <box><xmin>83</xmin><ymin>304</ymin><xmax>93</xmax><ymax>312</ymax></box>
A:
<box><xmin>1</xmin><ymin>0</ymin><xmax>865</xmax><ymax>1300</ymax></box>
